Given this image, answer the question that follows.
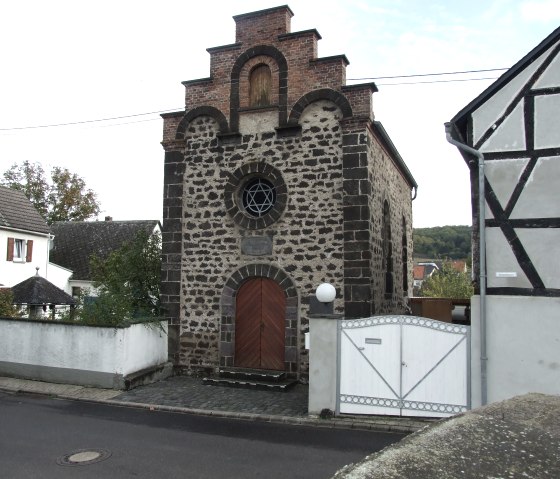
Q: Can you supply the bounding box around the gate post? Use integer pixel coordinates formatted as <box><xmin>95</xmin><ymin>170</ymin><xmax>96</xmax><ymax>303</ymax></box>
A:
<box><xmin>308</xmin><ymin>313</ymin><xmax>342</xmax><ymax>415</ymax></box>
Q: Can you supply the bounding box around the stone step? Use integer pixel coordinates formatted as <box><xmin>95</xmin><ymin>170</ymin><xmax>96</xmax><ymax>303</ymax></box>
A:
<box><xmin>202</xmin><ymin>376</ymin><xmax>297</xmax><ymax>392</ymax></box>
<box><xmin>217</xmin><ymin>367</ymin><xmax>287</xmax><ymax>382</ymax></box>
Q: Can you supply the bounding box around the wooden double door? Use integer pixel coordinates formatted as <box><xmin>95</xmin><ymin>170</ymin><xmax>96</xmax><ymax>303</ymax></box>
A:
<box><xmin>235</xmin><ymin>277</ymin><xmax>286</xmax><ymax>370</ymax></box>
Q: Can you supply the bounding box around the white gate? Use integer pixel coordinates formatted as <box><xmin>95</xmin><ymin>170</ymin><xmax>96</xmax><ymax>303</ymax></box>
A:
<box><xmin>338</xmin><ymin>316</ymin><xmax>470</xmax><ymax>418</ymax></box>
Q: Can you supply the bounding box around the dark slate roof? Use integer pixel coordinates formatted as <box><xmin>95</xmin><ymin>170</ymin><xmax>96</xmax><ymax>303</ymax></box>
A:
<box><xmin>11</xmin><ymin>274</ymin><xmax>76</xmax><ymax>305</ymax></box>
<box><xmin>49</xmin><ymin>220</ymin><xmax>160</xmax><ymax>281</ymax></box>
<box><xmin>0</xmin><ymin>186</ymin><xmax>50</xmax><ymax>234</ymax></box>
<box><xmin>450</xmin><ymin>26</ymin><xmax>560</xmax><ymax>134</ymax></box>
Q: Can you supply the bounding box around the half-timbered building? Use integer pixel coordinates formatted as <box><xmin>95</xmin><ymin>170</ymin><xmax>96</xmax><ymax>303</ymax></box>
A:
<box><xmin>447</xmin><ymin>26</ymin><xmax>560</xmax><ymax>406</ymax></box>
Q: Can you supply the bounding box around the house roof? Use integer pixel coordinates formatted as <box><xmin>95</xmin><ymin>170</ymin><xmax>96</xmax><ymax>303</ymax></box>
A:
<box><xmin>11</xmin><ymin>273</ymin><xmax>76</xmax><ymax>305</ymax></box>
<box><xmin>450</xmin><ymin>26</ymin><xmax>560</xmax><ymax>135</ymax></box>
<box><xmin>414</xmin><ymin>263</ymin><xmax>439</xmax><ymax>280</ymax></box>
<box><xmin>0</xmin><ymin>186</ymin><xmax>50</xmax><ymax>235</ymax></box>
<box><xmin>49</xmin><ymin>220</ymin><xmax>160</xmax><ymax>281</ymax></box>
<box><xmin>450</xmin><ymin>260</ymin><xmax>467</xmax><ymax>273</ymax></box>
<box><xmin>413</xmin><ymin>265</ymin><xmax>425</xmax><ymax>281</ymax></box>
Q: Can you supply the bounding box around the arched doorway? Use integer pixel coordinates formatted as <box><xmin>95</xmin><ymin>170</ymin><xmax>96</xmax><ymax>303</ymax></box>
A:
<box><xmin>235</xmin><ymin>277</ymin><xmax>286</xmax><ymax>370</ymax></box>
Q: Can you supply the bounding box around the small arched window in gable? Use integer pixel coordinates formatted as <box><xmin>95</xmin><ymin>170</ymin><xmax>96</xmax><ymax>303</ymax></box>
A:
<box><xmin>249</xmin><ymin>64</ymin><xmax>272</xmax><ymax>107</ymax></box>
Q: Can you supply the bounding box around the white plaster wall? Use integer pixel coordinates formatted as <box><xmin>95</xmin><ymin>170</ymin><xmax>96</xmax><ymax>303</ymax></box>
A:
<box><xmin>511</xmin><ymin>156</ymin><xmax>560</xmax><ymax>219</ymax></box>
<box><xmin>472</xmin><ymin>43</ymin><xmax>553</xmax><ymax>146</ymax></box>
<box><xmin>484</xmin><ymin>158</ymin><xmax>529</xmax><ymax>219</ymax></box>
<box><xmin>486</xmin><ymin>228</ymin><xmax>532</xmax><ymax>289</ymax></box>
<box><xmin>69</xmin><ymin>280</ymin><xmax>98</xmax><ymax>297</ymax></box>
<box><xmin>534</xmin><ymin>93</ymin><xmax>560</xmax><ymax>148</ymax></box>
<box><xmin>122</xmin><ymin>322</ymin><xmax>168</xmax><ymax>376</ymax></box>
<box><xmin>0</xmin><ymin>319</ymin><xmax>167</xmax><ymax>377</ymax></box>
<box><xmin>480</xmin><ymin>101</ymin><xmax>525</xmax><ymax>152</ymax></box>
<box><xmin>470</xmin><ymin>295</ymin><xmax>560</xmax><ymax>408</ymax></box>
<box><xmin>0</xmin><ymin>230</ymin><xmax>50</xmax><ymax>287</ymax></box>
<box><xmin>45</xmin><ymin>262</ymin><xmax>73</xmax><ymax>293</ymax></box>
<box><xmin>516</xmin><ymin>228</ymin><xmax>560</xmax><ymax>288</ymax></box>
<box><xmin>239</xmin><ymin>110</ymin><xmax>278</xmax><ymax>133</ymax></box>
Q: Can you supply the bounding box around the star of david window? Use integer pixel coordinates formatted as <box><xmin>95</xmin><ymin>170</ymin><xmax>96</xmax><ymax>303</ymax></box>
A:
<box><xmin>224</xmin><ymin>163</ymin><xmax>288</xmax><ymax>230</ymax></box>
<box><xmin>242</xmin><ymin>178</ymin><xmax>276</xmax><ymax>217</ymax></box>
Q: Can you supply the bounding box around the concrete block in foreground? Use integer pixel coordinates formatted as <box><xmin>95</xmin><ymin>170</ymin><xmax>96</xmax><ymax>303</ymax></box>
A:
<box><xmin>334</xmin><ymin>393</ymin><xmax>560</xmax><ymax>479</ymax></box>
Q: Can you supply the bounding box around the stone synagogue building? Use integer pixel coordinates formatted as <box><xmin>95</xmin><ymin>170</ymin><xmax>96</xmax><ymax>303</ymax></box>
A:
<box><xmin>160</xmin><ymin>6</ymin><xmax>417</xmax><ymax>379</ymax></box>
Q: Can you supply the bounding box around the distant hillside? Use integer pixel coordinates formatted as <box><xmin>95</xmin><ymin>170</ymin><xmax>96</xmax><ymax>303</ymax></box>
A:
<box><xmin>413</xmin><ymin>225</ymin><xmax>472</xmax><ymax>260</ymax></box>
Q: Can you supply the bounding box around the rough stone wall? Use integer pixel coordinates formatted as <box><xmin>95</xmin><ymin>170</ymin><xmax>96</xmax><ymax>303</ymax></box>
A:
<box><xmin>177</xmin><ymin>101</ymin><xmax>345</xmax><ymax>375</ymax></box>
<box><xmin>367</xmin><ymin>127</ymin><xmax>414</xmax><ymax>314</ymax></box>
<box><xmin>161</xmin><ymin>6</ymin><xmax>416</xmax><ymax>376</ymax></box>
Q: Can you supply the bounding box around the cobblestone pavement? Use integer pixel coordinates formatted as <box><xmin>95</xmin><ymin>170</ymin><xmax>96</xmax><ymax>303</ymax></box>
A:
<box><xmin>113</xmin><ymin>376</ymin><xmax>309</xmax><ymax>417</ymax></box>
<box><xmin>0</xmin><ymin>375</ymin><xmax>429</xmax><ymax>432</ymax></box>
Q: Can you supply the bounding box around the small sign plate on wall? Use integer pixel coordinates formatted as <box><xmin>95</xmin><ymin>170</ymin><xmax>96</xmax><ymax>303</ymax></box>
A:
<box><xmin>241</xmin><ymin>236</ymin><xmax>273</xmax><ymax>256</ymax></box>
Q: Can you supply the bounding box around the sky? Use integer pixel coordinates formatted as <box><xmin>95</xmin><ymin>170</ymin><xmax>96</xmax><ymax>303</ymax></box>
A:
<box><xmin>1</xmin><ymin>1</ymin><xmax>559</xmax><ymax>228</ymax></box>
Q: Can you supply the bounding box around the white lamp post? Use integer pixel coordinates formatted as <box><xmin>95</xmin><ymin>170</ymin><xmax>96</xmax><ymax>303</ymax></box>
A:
<box><xmin>309</xmin><ymin>282</ymin><xmax>339</xmax><ymax>416</ymax></box>
<box><xmin>315</xmin><ymin>283</ymin><xmax>336</xmax><ymax>304</ymax></box>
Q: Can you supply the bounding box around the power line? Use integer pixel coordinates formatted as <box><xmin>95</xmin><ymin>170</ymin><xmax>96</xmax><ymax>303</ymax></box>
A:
<box><xmin>0</xmin><ymin>108</ymin><xmax>181</xmax><ymax>132</ymax></box>
<box><xmin>0</xmin><ymin>67</ymin><xmax>509</xmax><ymax>132</ymax></box>
<box><xmin>375</xmin><ymin>76</ymin><xmax>500</xmax><ymax>86</ymax></box>
<box><xmin>348</xmin><ymin>67</ymin><xmax>508</xmax><ymax>81</ymax></box>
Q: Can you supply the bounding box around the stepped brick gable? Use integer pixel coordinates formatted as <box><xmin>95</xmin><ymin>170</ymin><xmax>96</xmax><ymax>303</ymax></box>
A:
<box><xmin>160</xmin><ymin>5</ymin><xmax>417</xmax><ymax>378</ymax></box>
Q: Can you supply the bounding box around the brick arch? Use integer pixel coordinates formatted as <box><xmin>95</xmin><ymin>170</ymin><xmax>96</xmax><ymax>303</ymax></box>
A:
<box><xmin>220</xmin><ymin>263</ymin><xmax>298</xmax><ymax>371</ymax></box>
<box><xmin>239</xmin><ymin>55</ymin><xmax>280</xmax><ymax>109</ymax></box>
<box><xmin>230</xmin><ymin>45</ymin><xmax>289</xmax><ymax>131</ymax></box>
<box><xmin>288</xmin><ymin>88</ymin><xmax>353</xmax><ymax>125</ymax></box>
<box><xmin>175</xmin><ymin>106</ymin><xmax>229</xmax><ymax>140</ymax></box>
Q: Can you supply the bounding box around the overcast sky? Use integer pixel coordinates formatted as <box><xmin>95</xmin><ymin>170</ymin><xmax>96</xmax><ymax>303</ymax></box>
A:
<box><xmin>1</xmin><ymin>0</ymin><xmax>559</xmax><ymax>227</ymax></box>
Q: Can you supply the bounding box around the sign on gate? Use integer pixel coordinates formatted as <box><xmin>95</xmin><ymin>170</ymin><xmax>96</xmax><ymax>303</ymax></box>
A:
<box><xmin>337</xmin><ymin>316</ymin><xmax>470</xmax><ymax>418</ymax></box>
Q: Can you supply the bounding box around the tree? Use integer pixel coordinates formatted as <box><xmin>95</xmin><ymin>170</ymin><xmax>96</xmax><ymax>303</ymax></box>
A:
<box><xmin>0</xmin><ymin>289</ymin><xmax>20</xmax><ymax>318</ymax></box>
<box><xmin>1</xmin><ymin>161</ymin><xmax>100</xmax><ymax>224</ymax></box>
<box><xmin>420</xmin><ymin>260</ymin><xmax>474</xmax><ymax>299</ymax></box>
<box><xmin>413</xmin><ymin>225</ymin><xmax>472</xmax><ymax>260</ymax></box>
<box><xmin>75</xmin><ymin>231</ymin><xmax>161</xmax><ymax>326</ymax></box>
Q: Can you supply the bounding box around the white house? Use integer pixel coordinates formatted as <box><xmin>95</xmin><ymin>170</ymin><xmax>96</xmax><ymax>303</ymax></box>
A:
<box><xmin>447</xmin><ymin>26</ymin><xmax>560</xmax><ymax>407</ymax></box>
<box><xmin>0</xmin><ymin>186</ymin><xmax>51</xmax><ymax>288</ymax></box>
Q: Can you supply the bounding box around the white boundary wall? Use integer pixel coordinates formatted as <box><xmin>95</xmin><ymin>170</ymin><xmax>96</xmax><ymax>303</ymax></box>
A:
<box><xmin>470</xmin><ymin>295</ymin><xmax>560</xmax><ymax>408</ymax></box>
<box><xmin>0</xmin><ymin>318</ymin><xmax>168</xmax><ymax>389</ymax></box>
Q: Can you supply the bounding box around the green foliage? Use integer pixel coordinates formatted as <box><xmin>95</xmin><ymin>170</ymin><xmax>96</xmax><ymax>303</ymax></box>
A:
<box><xmin>2</xmin><ymin>161</ymin><xmax>100</xmax><ymax>224</ymax></box>
<box><xmin>0</xmin><ymin>289</ymin><xmax>20</xmax><ymax>317</ymax></box>
<box><xmin>70</xmin><ymin>231</ymin><xmax>162</xmax><ymax>327</ymax></box>
<box><xmin>413</xmin><ymin>225</ymin><xmax>471</xmax><ymax>260</ymax></box>
<box><xmin>420</xmin><ymin>261</ymin><xmax>474</xmax><ymax>299</ymax></box>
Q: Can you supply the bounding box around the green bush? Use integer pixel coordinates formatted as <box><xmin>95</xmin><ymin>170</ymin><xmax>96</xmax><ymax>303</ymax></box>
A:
<box><xmin>420</xmin><ymin>260</ymin><xmax>474</xmax><ymax>299</ymax></box>
<box><xmin>63</xmin><ymin>231</ymin><xmax>162</xmax><ymax>327</ymax></box>
<box><xmin>0</xmin><ymin>289</ymin><xmax>20</xmax><ymax>317</ymax></box>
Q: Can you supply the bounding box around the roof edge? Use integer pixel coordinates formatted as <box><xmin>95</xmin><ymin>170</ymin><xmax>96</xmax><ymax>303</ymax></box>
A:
<box><xmin>450</xmin><ymin>26</ymin><xmax>560</xmax><ymax>127</ymax></box>
<box><xmin>0</xmin><ymin>225</ymin><xmax>51</xmax><ymax>237</ymax></box>
<box><xmin>372</xmin><ymin>121</ymin><xmax>418</xmax><ymax>189</ymax></box>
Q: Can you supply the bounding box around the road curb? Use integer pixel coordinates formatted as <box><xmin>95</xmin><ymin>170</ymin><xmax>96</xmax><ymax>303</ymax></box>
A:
<box><xmin>73</xmin><ymin>396</ymin><xmax>426</xmax><ymax>433</ymax></box>
<box><xmin>0</xmin><ymin>381</ymin><xmax>430</xmax><ymax>434</ymax></box>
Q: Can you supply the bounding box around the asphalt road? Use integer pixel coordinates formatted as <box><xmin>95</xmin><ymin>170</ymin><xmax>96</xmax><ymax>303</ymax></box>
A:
<box><xmin>0</xmin><ymin>391</ymin><xmax>405</xmax><ymax>478</ymax></box>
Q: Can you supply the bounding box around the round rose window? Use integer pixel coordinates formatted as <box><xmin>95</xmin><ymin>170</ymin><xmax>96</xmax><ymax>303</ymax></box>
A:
<box><xmin>242</xmin><ymin>178</ymin><xmax>276</xmax><ymax>217</ymax></box>
<box><xmin>224</xmin><ymin>163</ymin><xmax>287</xmax><ymax>230</ymax></box>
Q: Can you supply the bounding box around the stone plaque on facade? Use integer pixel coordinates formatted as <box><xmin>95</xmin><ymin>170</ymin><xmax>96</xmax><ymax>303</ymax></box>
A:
<box><xmin>241</xmin><ymin>236</ymin><xmax>273</xmax><ymax>256</ymax></box>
